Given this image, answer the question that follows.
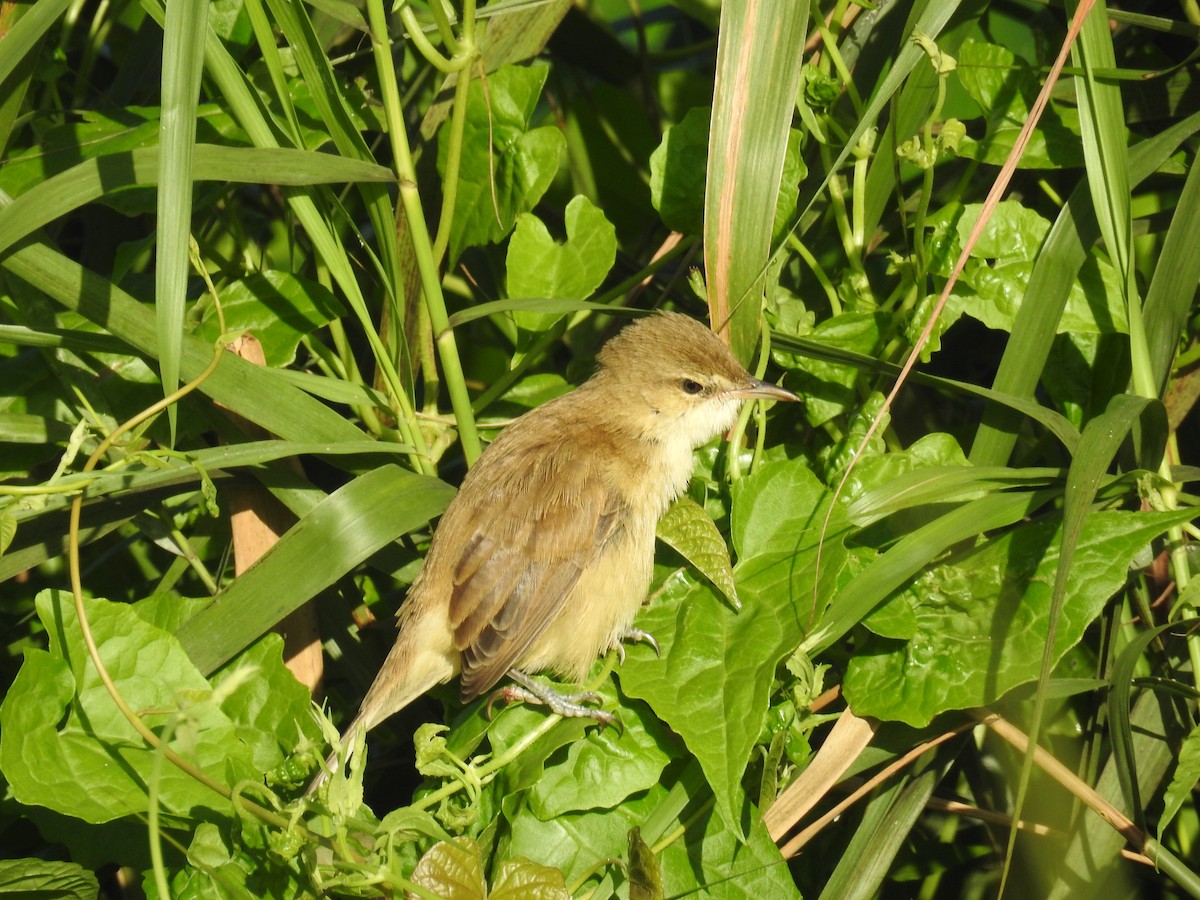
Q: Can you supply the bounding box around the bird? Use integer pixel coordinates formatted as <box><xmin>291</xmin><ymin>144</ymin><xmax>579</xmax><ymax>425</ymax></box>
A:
<box><xmin>312</xmin><ymin>311</ymin><xmax>797</xmax><ymax>789</ymax></box>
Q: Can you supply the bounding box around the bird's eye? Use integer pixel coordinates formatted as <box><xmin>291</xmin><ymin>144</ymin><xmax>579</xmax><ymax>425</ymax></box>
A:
<box><xmin>681</xmin><ymin>379</ymin><xmax>704</xmax><ymax>395</ymax></box>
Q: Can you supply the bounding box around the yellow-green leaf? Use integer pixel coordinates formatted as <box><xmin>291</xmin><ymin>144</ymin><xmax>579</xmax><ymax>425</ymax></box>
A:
<box><xmin>656</xmin><ymin>496</ymin><xmax>739</xmax><ymax>609</ymax></box>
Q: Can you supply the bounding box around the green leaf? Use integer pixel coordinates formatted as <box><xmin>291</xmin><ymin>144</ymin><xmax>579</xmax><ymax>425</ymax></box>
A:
<box><xmin>507</xmin><ymin>783</ymin><xmax>670</xmax><ymax>889</ymax></box>
<box><xmin>969</xmin><ymin>109</ymin><xmax>1200</xmax><ymax>466</ymax></box>
<box><xmin>954</xmin><ymin>40</ymin><xmax>1083</xmax><ymax>168</ymax></box>
<box><xmin>730</xmin><ymin>458</ymin><xmax>836</xmax><ymax>560</ymax></box>
<box><xmin>0</xmin><ymin>510</ymin><xmax>16</xmax><ymax>556</ymax></box>
<box><xmin>192</xmin><ymin>271</ymin><xmax>342</xmax><ymax>367</ymax></box>
<box><xmin>178</xmin><ymin>822</ymin><xmax>255</xmax><ymax>896</ymax></box>
<box><xmin>506</xmin><ymin>194</ymin><xmax>617</xmax><ymax>331</ymax></box>
<box><xmin>301</xmin><ymin>0</ymin><xmax>367</xmax><ymax>31</ymax></box>
<box><xmin>807</xmin><ymin>488</ymin><xmax>1055</xmax><ymax>650</ymax></box>
<box><xmin>650</xmin><ymin>107</ymin><xmax>806</xmax><ymax>270</ymax></box>
<box><xmin>623</xmin><ymin>462</ymin><xmax>844</xmax><ymax>836</ymax></box>
<box><xmin>211</xmin><ymin>634</ymin><xmax>322</xmax><ymax>771</ymax></box>
<box><xmin>649</xmin><ymin>107</ymin><xmax>709</xmax><ymax>235</ymax></box>
<box><xmin>489</xmin><ymin>857</ymin><xmax>570</xmax><ymax>900</ymax></box>
<box><xmin>772</xmin><ymin>128</ymin><xmax>807</xmax><ymax>246</ymax></box>
<box><xmin>438</xmin><ymin>63</ymin><xmax>565</xmax><ymax>264</ymax></box>
<box><xmin>0</xmin><ymin>590</ymin><xmax>246</xmax><ymax>822</ymax></box>
<box><xmin>415</xmin><ymin>0</ymin><xmax>573</xmax><ymax>138</ymax></box>
<box><xmin>0</xmin><ymin>858</ymin><xmax>99</xmax><ymax>900</ymax></box>
<box><xmin>841</xmin><ymin>432</ymin><xmax>969</xmax><ymax>514</ymax></box>
<box><xmin>774</xmin><ymin>312</ymin><xmax>883</xmax><ymax>426</ymax></box>
<box><xmin>528</xmin><ymin>699</ymin><xmax>674</xmax><ymax>819</ymax></box>
<box><xmin>843</xmin><ymin>508</ymin><xmax>1197</xmax><ymax>727</ymax></box>
<box><xmin>485</xmin><ymin>704</ymin><xmax>592</xmax><ymax>797</ymax></box>
<box><xmin>0</xmin><ymin>107</ymin><xmax>159</xmax><ymax>196</ymax></box>
<box><xmin>0</xmin><ymin>412</ymin><xmax>73</xmax><ymax>444</ymax></box>
<box><xmin>658</xmin><ymin>797</ymin><xmax>798</xmax><ymax>900</ymax></box>
<box><xmin>627</xmin><ymin>827</ymin><xmax>664</xmax><ymax>900</ymax></box>
<box><xmin>924</xmin><ymin>201</ymin><xmax>1126</xmax><ymax>336</ymax></box>
<box><xmin>1160</xmin><ymin>719</ymin><xmax>1200</xmax><ymax>838</ymax></box>
<box><xmin>656</xmin><ymin>495</ymin><xmax>739</xmax><ymax>609</ymax></box>
<box><xmin>410</xmin><ymin>839</ymin><xmax>487</xmax><ymax>900</ymax></box>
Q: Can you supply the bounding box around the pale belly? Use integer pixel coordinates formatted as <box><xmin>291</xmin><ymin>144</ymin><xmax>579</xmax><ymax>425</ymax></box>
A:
<box><xmin>515</xmin><ymin>518</ymin><xmax>656</xmax><ymax>683</ymax></box>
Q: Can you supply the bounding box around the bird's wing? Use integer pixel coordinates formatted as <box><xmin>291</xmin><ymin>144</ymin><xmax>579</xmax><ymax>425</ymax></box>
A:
<box><xmin>447</xmin><ymin>466</ymin><xmax>624</xmax><ymax>700</ymax></box>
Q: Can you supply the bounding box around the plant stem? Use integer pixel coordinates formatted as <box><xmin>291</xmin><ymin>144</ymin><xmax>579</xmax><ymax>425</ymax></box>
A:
<box><xmin>367</xmin><ymin>0</ymin><xmax>482</xmax><ymax>465</ymax></box>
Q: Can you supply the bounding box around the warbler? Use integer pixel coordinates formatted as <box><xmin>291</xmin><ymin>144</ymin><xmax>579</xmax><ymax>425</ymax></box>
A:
<box><xmin>314</xmin><ymin>311</ymin><xmax>796</xmax><ymax>788</ymax></box>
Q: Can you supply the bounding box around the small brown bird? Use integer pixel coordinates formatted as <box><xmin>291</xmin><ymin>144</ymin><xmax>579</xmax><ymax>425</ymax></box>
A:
<box><xmin>315</xmin><ymin>311</ymin><xmax>796</xmax><ymax>787</ymax></box>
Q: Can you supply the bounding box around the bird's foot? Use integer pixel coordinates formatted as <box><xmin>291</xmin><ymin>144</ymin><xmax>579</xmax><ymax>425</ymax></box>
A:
<box><xmin>487</xmin><ymin>669</ymin><xmax>619</xmax><ymax>727</ymax></box>
<box><xmin>612</xmin><ymin>628</ymin><xmax>661</xmax><ymax>664</ymax></box>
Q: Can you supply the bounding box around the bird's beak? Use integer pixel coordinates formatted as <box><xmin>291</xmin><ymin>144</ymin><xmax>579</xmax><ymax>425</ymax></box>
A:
<box><xmin>729</xmin><ymin>378</ymin><xmax>799</xmax><ymax>403</ymax></box>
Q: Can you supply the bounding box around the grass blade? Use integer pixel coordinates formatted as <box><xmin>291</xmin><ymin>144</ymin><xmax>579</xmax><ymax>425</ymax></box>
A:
<box><xmin>175</xmin><ymin>465</ymin><xmax>453</xmax><ymax>674</ymax></box>
<box><xmin>0</xmin><ymin>0</ymin><xmax>71</xmax><ymax>85</ymax></box>
<box><xmin>0</xmin><ymin>146</ymin><xmax>394</xmax><ymax>257</ymax></box>
<box><xmin>155</xmin><ymin>0</ymin><xmax>209</xmax><ymax>440</ymax></box>
<box><xmin>705</xmin><ymin>0</ymin><xmax>810</xmax><ymax>361</ymax></box>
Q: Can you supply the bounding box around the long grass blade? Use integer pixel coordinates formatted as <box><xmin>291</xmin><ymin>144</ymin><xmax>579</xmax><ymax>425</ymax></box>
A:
<box><xmin>175</xmin><ymin>465</ymin><xmax>454</xmax><ymax>674</ymax></box>
<box><xmin>0</xmin><ymin>147</ymin><xmax>394</xmax><ymax>257</ymax></box>
<box><xmin>155</xmin><ymin>0</ymin><xmax>209</xmax><ymax>442</ymax></box>
<box><xmin>0</xmin><ymin>0</ymin><xmax>71</xmax><ymax>85</ymax></box>
<box><xmin>705</xmin><ymin>0</ymin><xmax>810</xmax><ymax>361</ymax></box>
<box><xmin>0</xmin><ymin>240</ymin><xmax>368</xmax><ymax>444</ymax></box>
<box><xmin>1143</xmin><ymin>136</ymin><xmax>1200</xmax><ymax>392</ymax></box>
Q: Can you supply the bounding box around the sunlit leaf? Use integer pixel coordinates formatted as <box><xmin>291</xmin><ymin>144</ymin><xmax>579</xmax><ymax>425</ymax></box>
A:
<box><xmin>844</xmin><ymin>508</ymin><xmax>1197</xmax><ymax>726</ymax></box>
<box><xmin>437</xmin><ymin>63</ymin><xmax>565</xmax><ymax>264</ymax></box>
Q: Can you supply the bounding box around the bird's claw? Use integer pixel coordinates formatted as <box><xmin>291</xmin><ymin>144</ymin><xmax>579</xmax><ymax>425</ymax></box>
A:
<box><xmin>614</xmin><ymin>628</ymin><xmax>660</xmax><ymax>663</ymax></box>
<box><xmin>489</xmin><ymin>670</ymin><xmax>620</xmax><ymax>728</ymax></box>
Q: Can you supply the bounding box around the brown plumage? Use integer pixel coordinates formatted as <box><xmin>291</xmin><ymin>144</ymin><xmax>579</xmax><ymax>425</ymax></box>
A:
<box><xmin>313</xmin><ymin>312</ymin><xmax>796</xmax><ymax>788</ymax></box>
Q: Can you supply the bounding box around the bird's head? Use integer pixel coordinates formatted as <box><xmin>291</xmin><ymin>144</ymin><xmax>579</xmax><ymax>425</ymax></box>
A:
<box><xmin>593</xmin><ymin>311</ymin><xmax>798</xmax><ymax>449</ymax></box>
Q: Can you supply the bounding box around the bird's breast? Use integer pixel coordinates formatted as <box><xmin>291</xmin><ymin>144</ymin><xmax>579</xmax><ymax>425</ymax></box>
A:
<box><xmin>608</xmin><ymin>431</ymin><xmax>699</xmax><ymax>518</ymax></box>
<box><xmin>515</xmin><ymin>508</ymin><xmax>657</xmax><ymax>682</ymax></box>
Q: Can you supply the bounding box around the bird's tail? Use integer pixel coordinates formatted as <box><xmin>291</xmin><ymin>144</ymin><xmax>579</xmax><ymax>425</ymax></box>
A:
<box><xmin>305</xmin><ymin>616</ymin><xmax>457</xmax><ymax>795</ymax></box>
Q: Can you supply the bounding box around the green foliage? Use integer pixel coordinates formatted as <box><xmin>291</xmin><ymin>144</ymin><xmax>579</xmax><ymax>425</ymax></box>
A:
<box><xmin>0</xmin><ymin>858</ymin><xmax>98</xmax><ymax>900</ymax></box>
<box><xmin>845</xmin><ymin>508</ymin><xmax>1196</xmax><ymax>726</ymax></box>
<box><xmin>506</xmin><ymin>194</ymin><xmax>617</xmax><ymax>332</ymax></box>
<box><xmin>922</xmin><ymin>200</ymin><xmax>1126</xmax><ymax>339</ymax></box>
<box><xmin>437</xmin><ymin>63</ymin><xmax>566</xmax><ymax>266</ymax></box>
<box><xmin>1</xmin><ymin>590</ymin><xmax>317</xmax><ymax>823</ymax></box>
<box><xmin>1</xmin><ymin>0</ymin><xmax>1198</xmax><ymax>896</ymax></box>
<box><xmin>954</xmin><ymin>39</ymin><xmax>1085</xmax><ymax>168</ymax></box>
<box><xmin>649</xmin><ymin>107</ymin><xmax>709</xmax><ymax>234</ymax></box>
<box><xmin>191</xmin><ymin>271</ymin><xmax>342</xmax><ymax>367</ymax></box>
<box><xmin>655</xmin><ymin>495</ymin><xmax>739</xmax><ymax>608</ymax></box>
<box><xmin>408</xmin><ymin>838</ymin><xmax>570</xmax><ymax>899</ymax></box>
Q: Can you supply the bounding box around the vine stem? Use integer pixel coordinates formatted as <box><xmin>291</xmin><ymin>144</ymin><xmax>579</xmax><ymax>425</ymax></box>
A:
<box><xmin>412</xmin><ymin>655</ymin><xmax>622</xmax><ymax>814</ymax></box>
